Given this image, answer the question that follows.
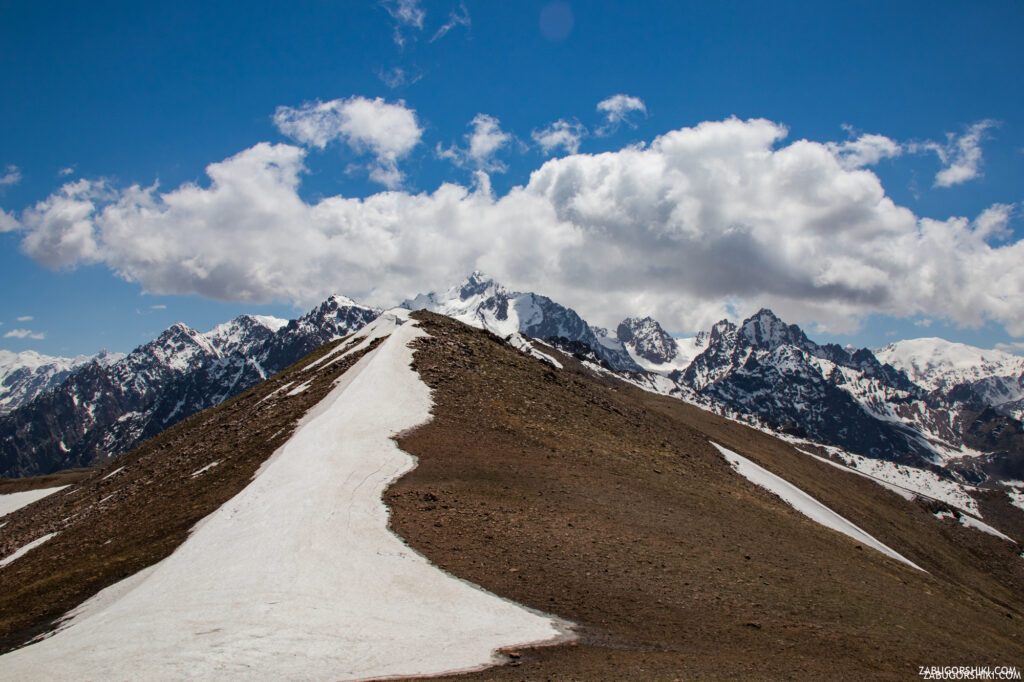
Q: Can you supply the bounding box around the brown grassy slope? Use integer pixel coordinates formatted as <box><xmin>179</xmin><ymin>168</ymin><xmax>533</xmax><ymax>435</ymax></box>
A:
<box><xmin>0</xmin><ymin>335</ymin><xmax>382</xmax><ymax>653</ymax></box>
<box><xmin>390</xmin><ymin>312</ymin><xmax>1024</xmax><ymax>681</ymax></box>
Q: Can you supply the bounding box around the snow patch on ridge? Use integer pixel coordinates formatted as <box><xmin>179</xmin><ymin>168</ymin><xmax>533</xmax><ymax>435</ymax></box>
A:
<box><xmin>776</xmin><ymin>434</ymin><xmax>981</xmax><ymax>516</ymax></box>
<box><xmin>1004</xmin><ymin>484</ymin><xmax>1024</xmax><ymax>513</ymax></box>
<box><xmin>799</xmin><ymin>449</ymin><xmax>916</xmax><ymax>502</ymax></box>
<box><xmin>507</xmin><ymin>333</ymin><xmax>563</xmax><ymax>369</ymax></box>
<box><xmin>712</xmin><ymin>443</ymin><xmax>924</xmax><ymax>571</ymax></box>
<box><xmin>304</xmin><ymin>309</ymin><xmax>407</xmax><ymax>371</ymax></box>
<box><xmin>0</xmin><ymin>310</ymin><xmax>566</xmax><ymax>680</ymax></box>
<box><xmin>0</xmin><ymin>532</ymin><xmax>59</xmax><ymax>568</ymax></box>
<box><xmin>285</xmin><ymin>380</ymin><xmax>312</xmax><ymax>396</ymax></box>
<box><xmin>933</xmin><ymin>508</ymin><xmax>1017</xmax><ymax>543</ymax></box>
<box><xmin>190</xmin><ymin>461</ymin><xmax>220</xmax><ymax>478</ymax></box>
<box><xmin>0</xmin><ymin>486</ymin><xmax>69</xmax><ymax>519</ymax></box>
<box><xmin>100</xmin><ymin>466</ymin><xmax>125</xmax><ymax>481</ymax></box>
<box><xmin>957</xmin><ymin>513</ymin><xmax>1016</xmax><ymax>543</ymax></box>
<box><xmin>810</xmin><ymin>446</ymin><xmax>981</xmax><ymax>515</ymax></box>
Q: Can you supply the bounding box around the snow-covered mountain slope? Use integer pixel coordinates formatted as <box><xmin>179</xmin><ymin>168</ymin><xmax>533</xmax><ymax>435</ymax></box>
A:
<box><xmin>0</xmin><ymin>297</ymin><xmax>379</xmax><ymax>477</ymax></box>
<box><xmin>402</xmin><ymin>271</ymin><xmax>639</xmax><ymax>372</ymax></box>
<box><xmin>617</xmin><ymin>317</ymin><xmax>678</xmax><ymax>365</ymax></box>
<box><xmin>0</xmin><ymin>350</ymin><xmax>122</xmax><ymax>415</ymax></box>
<box><xmin>624</xmin><ymin>308</ymin><xmax>1024</xmax><ymax>478</ymax></box>
<box><xmin>0</xmin><ymin>311</ymin><xmax>564</xmax><ymax>680</ymax></box>
<box><xmin>878</xmin><ymin>338</ymin><xmax>1024</xmax><ymax>426</ymax></box>
<box><xmin>878</xmin><ymin>338</ymin><xmax>1024</xmax><ymax>392</ymax></box>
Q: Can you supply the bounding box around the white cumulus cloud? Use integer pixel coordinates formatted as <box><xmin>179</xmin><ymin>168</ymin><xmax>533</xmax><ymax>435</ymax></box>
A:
<box><xmin>532</xmin><ymin>119</ymin><xmax>586</xmax><ymax>155</ymax></box>
<box><xmin>972</xmin><ymin>203</ymin><xmax>1014</xmax><ymax>241</ymax></box>
<box><xmin>827</xmin><ymin>132</ymin><xmax>903</xmax><ymax>169</ymax></box>
<box><xmin>19</xmin><ymin>179</ymin><xmax>110</xmax><ymax>268</ymax></box>
<box><xmin>15</xmin><ymin>315</ymin><xmax>33</xmax><ymax>322</ymax></box>
<box><xmin>437</xmin><ymin>114</ymin><xmax>513</xmax><ymax>172</ymax></box>
<box><xmin>596</xmin><ymin>94</ymin><xmax>646</xmax><ymax>135</ymax></box>
<box><xmin>273</xmin><ymin>97</ymin><xmax>423</xmax><ymax>188</ymax></box>
<box><xmin>12</xmin><ymin>117</ymin><xmax>1024</xmax><ymax>338</ymax></box>
<box><xmin>912</xmin><ymin>120</ymin><xmax>997</xmax><ymax>188</ymax></box>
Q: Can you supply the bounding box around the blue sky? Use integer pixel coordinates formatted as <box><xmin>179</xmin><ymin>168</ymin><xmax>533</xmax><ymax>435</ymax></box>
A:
<box><xmin>1</xmin><ymin>0</ymin><xmax>1022</xmax><ymax>356</ymax></box>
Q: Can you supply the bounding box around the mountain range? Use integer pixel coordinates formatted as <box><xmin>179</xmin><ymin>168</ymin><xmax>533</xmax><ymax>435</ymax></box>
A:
<box><xmin>2</xmin><ymin>272</ymin><xmax>1023</xmax><ymax>485</ymax></box>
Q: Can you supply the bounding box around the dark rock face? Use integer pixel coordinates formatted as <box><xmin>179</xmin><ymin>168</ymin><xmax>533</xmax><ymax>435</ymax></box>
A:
<box><xmin>0</xmin><ymin>302</ymin><xmax>379</xmax><ymax>477</ymax></box>
<box><xmin>616</xmin><ymin>317</ymin><xmax>678</xmax><ymax>365</ymax></box>
<box><xmin>519</xmin><ymin>294</ymin><xmax>639</xmax><ymax>373</ymax></box>
<box><xmin>673</xmin><ymin>309</ymin><xmax>941</xmax><ymax>466</ymax></box>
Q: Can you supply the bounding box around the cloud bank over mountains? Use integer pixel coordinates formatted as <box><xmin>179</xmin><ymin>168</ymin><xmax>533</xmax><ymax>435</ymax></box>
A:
<box><xmin>4</xmin><ymin>113</ymin><xmax>1020</xmax><ymax>337</ymax></box>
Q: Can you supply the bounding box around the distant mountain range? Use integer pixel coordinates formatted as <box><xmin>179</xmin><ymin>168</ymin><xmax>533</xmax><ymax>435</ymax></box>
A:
<box><xmin>0</xmin><ymin>296</ymin><xmax>378</xmax><ymax>476</ymax></box>
<box><xmin>0</xmin><ymin>350</ymin><xmax>124</xmax><ymax>416</ymax></box>
<box><xmin>2</xmin><ymin>272</ymin><xmax>1023</xmax><ymax>482</ymax></box>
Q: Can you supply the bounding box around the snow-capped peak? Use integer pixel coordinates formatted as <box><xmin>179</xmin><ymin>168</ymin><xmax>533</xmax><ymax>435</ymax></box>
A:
<box><xmin>739</xmin><ymin>309</ymin><xmax>809</xmax><ymax>350</ymax></box>
<box><xmin>457</xmin><ymin>270</ymin><xmax>501</xmax><ymax>299</ymax></box>
<box><xmin>204</xmin><ymin>314</ymin><xmax>289</xmax><ymax>356</ymax></box>
<box><xmin>401</xmin><ymin>273</ymin><xmax>639</xmax><ymax>372</ymax></box>
<box><xmin>324</xmin><ymin>293</ymin><xmax>360</xmax><ymax>308</ymax></box>
<box><xmin>125</xmin><ymin>323</ymin><xmax>222</xmax><ymax>372</ymax></box>
<box><xmin>876</xmin><ymin>338</ymin><xmax>1024</xmax><ymax>392</ymax></box>
<box><xmin>249</xmin><ymin>314</ymin><xmax>289</xmax><ymax>332</ymax></box>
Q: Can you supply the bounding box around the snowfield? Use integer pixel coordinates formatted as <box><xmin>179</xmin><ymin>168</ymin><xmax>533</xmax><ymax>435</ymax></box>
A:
<box><xmin>0</xmin><ymin>310</ymin><xmax>565</xmax><ymax>680</ymax></box>
<box><xmin>712</xmin><ymin>443</ymin><xmax>924</xmax><ymax>571</ymax></box>
<box><xmin>0</xmin><ymin>485</ymin><xmax>68</xmax><ymax>519</ymax></box>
